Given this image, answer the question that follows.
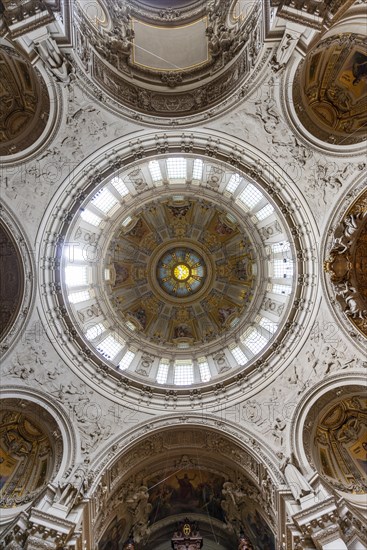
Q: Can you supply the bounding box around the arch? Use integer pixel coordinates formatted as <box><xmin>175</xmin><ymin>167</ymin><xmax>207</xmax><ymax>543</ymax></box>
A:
<box><xmin>0</xmin><ymin>206</ymin><xmax>34</xmax><ymax>359</ymax></box>
<box><xmin>0</xmin><ymin>385</ymin><xmax>80</xmax><ymax>524</ymax></box>
<box><xmin>290</xmin><ymin>373</ymin><xmax>366</xmax><ymax>509</ymax></box>
<box><xmin>322</xmin><ymin>177</ymin><xmax>367</xmax><ymax>352</ymax></box>
<box><xmin>0</xmin><ymin>43</ymin><xmax>53</xmax><ymax>158</ymax></box>
<box><xmin>85</xmin><ymin>416</ymin><xmax>284</xmax><ymax>549</ymax></box>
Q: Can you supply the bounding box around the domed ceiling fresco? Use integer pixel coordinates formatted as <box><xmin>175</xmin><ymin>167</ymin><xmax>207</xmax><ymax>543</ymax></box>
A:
<box><xmin>57</xmin><ymin>154</ymin><xmax>299</xmax><ymax>388</ymax></box>
<box><xmin>2</xmin><ymin>0</ymin><xmax>367</xmax><ymax>547</ymax></box>
<box><xmin>106</xmin><ymin>197</ymin><xmax>256</xmax><ymax>347</ymax></box>
<box><xmin>0</xmin><ymin>43</ymin><xmax>50</xmax><ymax>156</ymax></box>
<box><xmin>293</xmin><ymin>33</ymin><xmax>367</xmax><ymax>145</ymax></box>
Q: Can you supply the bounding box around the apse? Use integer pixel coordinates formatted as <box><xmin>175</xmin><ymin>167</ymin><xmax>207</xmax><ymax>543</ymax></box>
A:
<box><xmin>0</xmin><ymin>42</ymin><xmax>50</xmax><ymax>156</ymax></box>
<box><xmin>93</xmin><ymin>426</ymin><xmax>277</xmax><ymax>550</ymax></box>
<box><xmin>293</xmin><ymin>33</ymin><xmax>367</xmax><ymax>145</ymax></box>
<box><xmin>0</xmin><ymin>400</ymin><xmax>63</xmax><ymax>509</ymax></box>
<box><xmin>303</xmin><ymin>389</ymin><xmax>367</xmax><ymax>498</ymax></box>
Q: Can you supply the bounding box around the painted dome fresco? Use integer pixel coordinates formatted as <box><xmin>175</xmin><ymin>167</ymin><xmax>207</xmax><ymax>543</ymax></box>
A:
<box><xmin>0</xmin><ymin>43</ymin><xmax>50</xmax><ymax>156</ymax></box>
<box><xmin>53</xmin><ymin>151</ymin><xmax>307</xmax><ymax>390</ymax></box>
<box><xmin>105</xmin><ymin>197</ymin><xmax>257</xmax><ymax>348</ymax></box>
<box><xmin>293</xmin><ymin>33</ymin><xmax>367</xmax><ymax>145</ymax></box>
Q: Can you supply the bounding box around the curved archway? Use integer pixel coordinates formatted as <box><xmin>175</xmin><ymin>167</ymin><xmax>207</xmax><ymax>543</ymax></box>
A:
<box><xmin>323</xmin><ymin>179</ymin><xmax>367</xmax><ymax>350</ymax></box>
<box><xmin>87</xmin><ymin>419</ymin><xmax>282</xmax><ymax>549</ymax></box>
<box><xmin>0</xmin><ymin>206</ymin><xmax>34</xmax><ymax>358</ymax></box>
<box><xmin>290</xmin><ymin>373</ymin><xmax>366</xmax><ymax>510</ymax></box>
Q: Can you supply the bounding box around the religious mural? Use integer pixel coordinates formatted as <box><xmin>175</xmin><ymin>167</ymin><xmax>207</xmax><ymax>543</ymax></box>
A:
<box><xmin>148</xmin><ymin>469</ymin><xmax>226</xmax><ymax>523</ymax></box>
<box><xmin>107</xmin><ymin>198</ymin><xmax>255</xmax><ymax>347</ymax></box>
<box><xmin>243</xmin><ymin>509</ymin><xmax>275</xmax><ymax>550</ymax></box>
<box><xmin>220</xmin><ymin>480</ymin><xmax>275</xmax><ymax>550</ymax></box>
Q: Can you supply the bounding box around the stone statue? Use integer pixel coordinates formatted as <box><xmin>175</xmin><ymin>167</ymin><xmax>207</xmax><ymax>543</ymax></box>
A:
<box><xmin>221</xmin><ymin>482</ymin><xmax>242</xmax><ymax>526</ymax></box>
<box><xmin>56</xmin><ymin>460</ymin><xmax>92</xmax><ymax>509</ymax></box>
<box><xmin>332</xmin><ymin>212</ymin><xmax>366</xmax><ymax>254</ymax></box>
<box><xmin>129</xmin><ymin>486</ymin><xmax>152</xmax><ymax>542</ymax></box>
<box><xmin>278</xmin><ymin>453</ymin><xmax>314</xmax><ymax>502</ymax></box>
<box><xmin>335</xmin><ymin>281</ymin><xmax>367</xmax><ymax>319</ymax></box>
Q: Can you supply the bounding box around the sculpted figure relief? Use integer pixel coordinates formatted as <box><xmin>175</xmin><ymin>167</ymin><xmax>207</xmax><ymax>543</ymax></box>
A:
<box><xmin>332</xmin><ymin>212</ymin><xmax>366</xmax><ymax>254</ymax></box>
<box><xmin>221</xmin><ymin>479</ymin><xmax>266</xmax><ymax>531</ymax></box>
<box><xmin>277</xmin><ymin>453</ymin><xmax>314</xmax><ymax>503</ymax></box>
<box><xmin>325</xmin><ymin>205</ymin><xmax>367</xmax><ymax>335</ymax></box>
<box><xmin>56</xmin><ymin>460</ymin><xmax>93</xmax><ymax>509</ymax></box>
<box><xmin>128</xmin><ymin>486</ymin><xmax>152</xmax><ymax>542</ymax></box>
<box><xmin>35</xmin><ymin>37</ymin><xmax>73</xmax><ymax>83</ymax></box>
<box><xmin>336</xmin><ymin>282</ymin><xmax>367</xmax><ymax>319</ymax></box>
<box><xmin>221</xmin><ymin>482</ymin><xmax>242</xmax><ymax>527</ymax></box>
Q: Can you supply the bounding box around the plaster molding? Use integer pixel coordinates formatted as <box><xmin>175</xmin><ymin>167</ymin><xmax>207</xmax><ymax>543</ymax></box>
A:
<box><xmin>322</xmin><ymin>178</ymin><xmax>367</xmax><ymax>352</ymax></box>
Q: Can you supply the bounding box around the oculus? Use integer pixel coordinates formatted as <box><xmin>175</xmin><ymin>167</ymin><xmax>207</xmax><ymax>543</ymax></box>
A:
<box><xmin>157</xmin><ymin>247</ymin><xmax>206</xmax><ymax>297</ymax></box>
